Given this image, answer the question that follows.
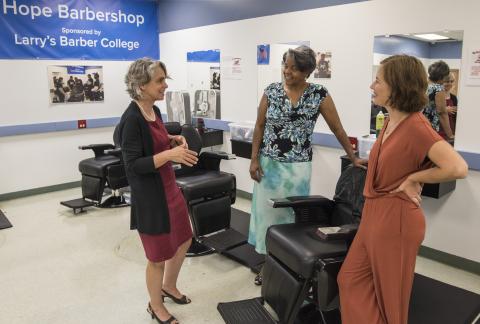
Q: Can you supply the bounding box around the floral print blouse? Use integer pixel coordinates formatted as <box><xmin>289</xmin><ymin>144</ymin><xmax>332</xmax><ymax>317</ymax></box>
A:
<box><xmin>260</xmin><ymin>82</ymin><xmax>328</xmax><ymax>162</ymax></box>
<box><xmin>422</xmin><ymin>83</ymin><xmax>444</xmax><ymax>131</ymax></box>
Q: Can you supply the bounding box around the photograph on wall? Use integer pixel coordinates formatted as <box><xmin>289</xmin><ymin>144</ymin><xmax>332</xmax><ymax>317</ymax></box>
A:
<box><xmin>48</xmin><ymin>65</ymin><xmax>104</xmax><ymax>104</ymax></box>
<box><xmin>210</xmin><ymin>66</ymin><xmax>221</xmax><ymax>90</ymax></box>
<box><xmin>257</xmin><ymin>44</ymin><xmax>270</xmax><ymax>65</ymax></box>
<box><xmin>314</xmin><ymin>51</ymin><xmax>332</xmax><ymax>79</ymax></box>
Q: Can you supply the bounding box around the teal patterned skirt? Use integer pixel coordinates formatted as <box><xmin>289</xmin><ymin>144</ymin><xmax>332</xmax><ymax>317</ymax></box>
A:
<box><xmin>248</xmin><ymin>155</ymin><xmax>312</xmax><ymax>254</ymax></box>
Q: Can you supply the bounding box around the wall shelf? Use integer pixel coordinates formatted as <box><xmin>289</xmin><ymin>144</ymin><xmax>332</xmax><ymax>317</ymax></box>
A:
<box><xmin>200</xmin><ymin>128</ymin><xmax>223</xmax><ymax>147</ymax></box>
<box><xmin>231</xmin><ymin>139</ymin><xmax>252</xmax><ymax>159</ymax></box>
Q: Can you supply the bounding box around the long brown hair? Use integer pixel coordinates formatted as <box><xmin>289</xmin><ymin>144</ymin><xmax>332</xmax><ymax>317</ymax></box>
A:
<box><xmin>380</xmin><ymin>55</ymin><xmax>428</xmax><ymax>112</ymax></box>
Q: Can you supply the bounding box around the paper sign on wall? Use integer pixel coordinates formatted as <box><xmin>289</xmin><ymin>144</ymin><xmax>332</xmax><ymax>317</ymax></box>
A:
<box><xmin>466</xmin><ymin>48</ymin><xmax>480</xmax><ymax>86</ymax></box>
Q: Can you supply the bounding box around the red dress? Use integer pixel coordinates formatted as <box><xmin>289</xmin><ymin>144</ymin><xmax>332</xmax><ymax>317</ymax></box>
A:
<box><xmin>139</xmin><ymin>117</ymin><xmax>192</xmax><ymax>262</ymax></box>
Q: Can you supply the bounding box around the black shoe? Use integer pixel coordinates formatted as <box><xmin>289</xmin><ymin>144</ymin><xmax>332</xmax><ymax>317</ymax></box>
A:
<box><xmin>162</xmin><ymin>289</ymin><xmax>191</xmax><ymax>305</ymax></box>
<box><xmin>147</xmin><ymin>303</ymin><xmax>178</xmax><ymax>324</ymax></box>
<box><xmin>254</xmin><ymin>274</ymin><xmax>262</xmax><ymax>286</ymax></box>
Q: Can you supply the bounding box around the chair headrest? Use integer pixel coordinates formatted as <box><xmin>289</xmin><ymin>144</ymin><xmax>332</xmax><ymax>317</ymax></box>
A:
<box><xmin>333</xmin><ymin>165</ymin><xmax>366</xmax><ymax>219</ymax></box>
<box><xmin>164</xmin><ymin>122</ymin><xmax>182</xmax><ymax>135</ymax></box>
<box><xmin>113</xmin><ymin>124</ymin><xmax>121</xmax><ymax>148</ymax></box>
<box><xmin>181</xmin><ymin>124</ymin><xmax>202</xmax><ymax>154</ymax></box>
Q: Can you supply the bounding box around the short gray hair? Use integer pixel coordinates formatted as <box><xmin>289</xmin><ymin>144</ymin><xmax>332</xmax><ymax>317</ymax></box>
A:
<box><xmin>282</xmin><ymin>45</ymin><xmax>316</xmax><ymax>77</ymax></box>
<box><xmin>125</xmin><ymin>57</ymin><xmax>168</xmax><ymax>100</ymax></box>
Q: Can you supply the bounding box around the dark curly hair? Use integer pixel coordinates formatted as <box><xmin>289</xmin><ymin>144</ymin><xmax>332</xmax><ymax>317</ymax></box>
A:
<box><xmin>380</xmin><ymin>55</ymin><xmax>428</xmax><ymax>113</ymax></box>
<box><xmin>428</xmin><ymin>60</ymin><xmax>450</xmax><ymax>83</ymax></box>
<box><xmin>282</xmin><ymin>45</ymin><xmax>316</xmax><ymax>77</ymax></box>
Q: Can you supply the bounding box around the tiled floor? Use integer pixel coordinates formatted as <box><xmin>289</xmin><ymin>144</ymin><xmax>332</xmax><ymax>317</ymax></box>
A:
<box><xmin>0</xmin><ymin>188</ymin><xmax>478</xmax><ymax>324</ymax></box>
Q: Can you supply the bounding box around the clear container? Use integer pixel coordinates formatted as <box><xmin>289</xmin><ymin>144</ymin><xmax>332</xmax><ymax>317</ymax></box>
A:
<box><xmin>229</xmin><ymin>121</ymin><xmax>255</xmax><ymax>142</ymax></box>
<box><xmin>358</xmin><ymin>134</ymin><xmax>377</xmax><ymax>159</ymax></box>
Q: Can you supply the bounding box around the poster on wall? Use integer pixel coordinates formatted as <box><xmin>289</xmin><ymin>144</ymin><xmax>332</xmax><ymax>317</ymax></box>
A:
<box><xmin>210</xmin><ymin>66</ymin><xmax>220</xmax><ymax>90</ymax></box>
<box><xmin>48</xmin><ymin>65</ymin><xmax>104</xmax><ymax>104</ymax></box>
<box><xmin>466</xmin><ymin>48</ymin><xmax>480</xmax><ymax>86</ymax></box>
<box><xmin>257</xmin><ymin>44</ymin><xmax>270</xmax><ymax>65</ymax></box>
<box><xmin>314</xmin><ymin>51</ymin><xmax>332</xmax><ymax>79</ymax></box>
<box><xmin>0</xmin><ymin>0</ymin><xmax>158</xmax><ymax>60</ymax></box>
<box><xmin>222</xmin><ymin>56</ymin><xmax>243</xmax><ymax>80</ymax></box>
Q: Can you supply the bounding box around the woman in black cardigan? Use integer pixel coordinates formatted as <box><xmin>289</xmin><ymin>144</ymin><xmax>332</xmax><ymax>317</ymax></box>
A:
<box><xmin>120</xmin><ymin>58</ymin><xmax>198</xmax><ymax>324</ymax></box>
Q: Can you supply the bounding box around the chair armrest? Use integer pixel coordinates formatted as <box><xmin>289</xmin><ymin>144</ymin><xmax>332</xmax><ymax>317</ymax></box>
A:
<box><xmin>105</xmin><ymin>147</ymin><xmax>122</xmax><ymax>158</ymax></box>
<box><xmin>269</xmin><ymin>195</ymin><xmax>335</xmax><ymax>224</ymax></box>
<box><xmin>316</xmin><ymin>223</ymin><xmax>358</xmax><ymax>241</ymax></box>
<box><xmin>269</xmin><ymin>195</ymin><xmax>332</xmax><ymax>208</ymax></box>
<box><xmin>200</xmin><ymin>151</ymin><xmax>236</xmax><ymax>160</ymax></box>
<box><xmin>199</xmin><ymin>151</ymin><xmax>235</xmax><ymax>171</ymax></box>
<box><xmin>79</xmin><ymin>144</ymin><xmax>115</xmax><ymax>157</ymax></box>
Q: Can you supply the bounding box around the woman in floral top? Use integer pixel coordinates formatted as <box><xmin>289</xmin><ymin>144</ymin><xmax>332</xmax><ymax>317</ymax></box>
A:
<box><xmin>248</xmin><ymin>45</ymin><xmax>366</xmax><ymax>285</ymax></box>
<box><xmin>422</xmin><ymin>60</ymin><xmax>454</xmax><ymax>139</ymax></box>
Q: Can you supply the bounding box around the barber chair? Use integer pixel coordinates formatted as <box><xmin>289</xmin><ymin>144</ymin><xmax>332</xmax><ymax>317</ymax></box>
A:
<box><xmin>60</xmin><ymin>125</ymin><xmax>129</xmax><ymax>214</ymax></box>
<box><xmin>218</xmin><ymin>165</ymin><xmax>366</xmax><ymax>324</ymax></box>
<box><xmin>164</xmin><ymin>123</ymin><xmax>247</xmax><ymax>256</ymax></box>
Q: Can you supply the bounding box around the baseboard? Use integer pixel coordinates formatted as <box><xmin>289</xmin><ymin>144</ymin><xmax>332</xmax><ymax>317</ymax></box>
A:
<box><xmin>0</xmin><ymin>181</ymin><xmax>81</xmax><ymax>201</ymax></box>
<box><xmin>236</xmin><ymin>189</ymin><xmax>252</xmax><ymax>200</ymax></box>
<box><xmin>418</xmin><ymin>245</ymin><xmax>480</xmax><ymax>276</ymax></box>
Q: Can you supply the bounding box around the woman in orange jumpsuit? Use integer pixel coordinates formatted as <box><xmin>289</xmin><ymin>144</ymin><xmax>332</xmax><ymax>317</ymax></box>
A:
<box><xmin>337</xmin><ymin>55</ymin><xmax>468</xmax><ymax>324</ymax></box>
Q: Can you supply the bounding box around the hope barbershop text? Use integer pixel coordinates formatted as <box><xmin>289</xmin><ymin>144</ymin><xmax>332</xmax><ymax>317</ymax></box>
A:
<box><xmin>2</xmin><ymin>0</ymin><xmax>145</xmax><ymax>27</ymax></box>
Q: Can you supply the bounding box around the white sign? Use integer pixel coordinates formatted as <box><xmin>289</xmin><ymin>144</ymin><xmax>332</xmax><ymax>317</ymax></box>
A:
<box><xmin>466</xmin><ymin>48</ymin><xmax>480</xmax><ymax>86</ymax></box>
<box><xmin>222</xmin><ymin>56</ymin><xmax>243</xmax><ymax>80</ymax></box>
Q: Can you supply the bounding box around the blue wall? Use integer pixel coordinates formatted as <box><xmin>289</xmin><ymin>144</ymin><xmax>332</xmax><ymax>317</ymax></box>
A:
<box><xmin>430</xmin><ymin>42</ymin><xmax>463</xmax><ymax>59</ymax></box>
<box><xmin>157</xmin><ymin>0</ymin><xmax>368</xmax><ymax>33</ymax></box>
<box><xmin>374</xmin><ymin>35</ymin><xmax>462</xmax><ymax>59</ymax></box>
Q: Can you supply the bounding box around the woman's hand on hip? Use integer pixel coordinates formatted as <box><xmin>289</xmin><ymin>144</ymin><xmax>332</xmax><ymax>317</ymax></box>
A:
<box><xmin>169</xmin><ymin>146</ymin><xmax>198</xmax><ymax>167</ymax></box>
<box><xmin>249</xmin><ymin>158</ymin><xmax>264</xmax><ymax>182</ymax></box>
<box><xmin>390</xmin><ymin>177</ymin><xmax>422</xmax><ymax>207</ymax></box>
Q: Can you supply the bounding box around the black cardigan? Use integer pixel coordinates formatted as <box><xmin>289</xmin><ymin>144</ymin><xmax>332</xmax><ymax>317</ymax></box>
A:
<box><xmin>118</xmin><ymin>101</ymin><xmax>170</xmax><ymax>234</ymax></box>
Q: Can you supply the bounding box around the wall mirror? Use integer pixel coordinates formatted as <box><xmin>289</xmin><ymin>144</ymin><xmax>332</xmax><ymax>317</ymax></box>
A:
<box><xmin>166</xmin><ymin>49</ymin><xmax>221</xmax><ymax>125</ymax></box>
<box><xmin>371</xmin><ymin>30</ymin><xmax>463</xmax><ymax>136</ymax></box>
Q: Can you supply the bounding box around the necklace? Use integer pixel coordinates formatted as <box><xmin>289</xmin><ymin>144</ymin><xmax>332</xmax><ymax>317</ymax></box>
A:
<box><xmin>136</xmin><ymin>100</ymin><xmax>156</xmax><ymax>122</ymax></box>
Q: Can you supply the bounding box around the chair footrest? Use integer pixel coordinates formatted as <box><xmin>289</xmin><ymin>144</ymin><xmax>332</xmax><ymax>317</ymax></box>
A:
<box><xmin>60</xmin><ymin>198</ymin><xmax>94</xmax><ymax>214</ymax></box>
<box><xmin>217</xmin><ymin>298</ymin><xmax>277</xmax><ymax>324</ymax></box>
<box><xmin>201</xmin><ymin>228</ymin><xmax>247</xmax><ymax>253</ymax></box>
<box><xmin>223</xmin><ymin>243</ymin><xmax>265</xmax><ymax>270</ymax></box>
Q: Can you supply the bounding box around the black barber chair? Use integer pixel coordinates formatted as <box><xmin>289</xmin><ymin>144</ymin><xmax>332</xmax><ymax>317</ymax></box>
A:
<box><xmin>165</xmin><ymin>123</ymin><xmax>244</xmax><ymax>256</ymax></box>
<box><xmin>218</xmin><ymin>165</ymin><xmax>366</xmax><ymax>324</ymax></box>
<box><xmin>61</xmin><ymin>125</ymin><xmax>129</xmax><ymax>214</ymax></box>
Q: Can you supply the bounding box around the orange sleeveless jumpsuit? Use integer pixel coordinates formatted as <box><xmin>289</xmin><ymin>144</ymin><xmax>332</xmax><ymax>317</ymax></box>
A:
<box><xmin>338</xmin><ymin>113</ymin><xmax>443</xmax><ymax>324</ymax></box>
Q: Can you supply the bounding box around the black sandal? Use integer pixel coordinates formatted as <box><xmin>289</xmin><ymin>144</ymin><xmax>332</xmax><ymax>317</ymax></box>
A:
<box><xmin>254</xmin><ymin>274</ymin><xmax>263</xmax><ymax>286</ymax></box>
<box><xmin>147</xmin><ymin>303</ymin><xmax>178</xmax><ymax>324</ymax></box>
<box><xmin>162</xmin><ymin>289</ymin><xmax>191</xmax><ymax>304</ymax></box>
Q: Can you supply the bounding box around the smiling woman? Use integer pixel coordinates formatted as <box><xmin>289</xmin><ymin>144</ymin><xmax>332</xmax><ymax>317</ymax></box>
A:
<box><xmin>249</xmin><ymin>44</ymin><xmax>366</xmax><ymax>285</ymax></box>
<box><xmin>118</xmin><ymin>58</ymin><xmax>198</xmax><ymax>324</ymax></box>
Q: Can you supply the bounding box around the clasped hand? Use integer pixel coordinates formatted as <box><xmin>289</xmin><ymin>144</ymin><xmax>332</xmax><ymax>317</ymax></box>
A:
<box><xmin>170</xmin><ymin>135</ymin><xmax>188</xmax><ymax>148</ymax></box>
<box><xmin>170</xmin><ymin>145</ymin><xmax>198</xmax><ymax>167</ymax></box>
<box><xmin>390</xmin><ymin>177</ymin><xmax>422</xmax><ymax>207</ymax></box>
